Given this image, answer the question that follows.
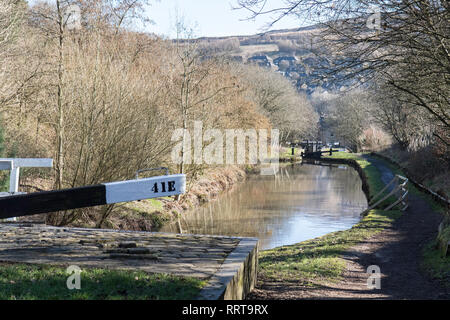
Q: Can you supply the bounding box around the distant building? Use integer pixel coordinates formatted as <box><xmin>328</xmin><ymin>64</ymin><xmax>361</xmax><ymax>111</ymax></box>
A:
<box><xmin>273</xmin><ymin>56</ymin><xmax>297</xmax><ymax>66</ymax></box>
<box><xmin>247</xmin><ymin>55</ymin><xmax>271</xmax><ymax>68</ymax></box>
<box><xmin>230</xmin><ymin>56</ymin><xmax>243</xmax><ymax>63</ymax></box>
<box><xmin>248</xmin><ymin>55</ymin><xmax>268</xmax><ymax>62</ymax></box>
<box><xmin>300</xmin><ymin>57</ymin><xmax>316</xmax><ymax>66</ymax></box>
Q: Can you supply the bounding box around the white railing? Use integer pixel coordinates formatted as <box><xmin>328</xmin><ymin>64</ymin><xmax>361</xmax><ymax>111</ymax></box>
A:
<box><xmin>361</xmin><ymin>174</ymin><xmax>408</xmax><ymax>216</ymax></box>
<box><xmin>0</xmin><ymin>158</ymin><xmax>53</xmax><ymax>221</ymax></box>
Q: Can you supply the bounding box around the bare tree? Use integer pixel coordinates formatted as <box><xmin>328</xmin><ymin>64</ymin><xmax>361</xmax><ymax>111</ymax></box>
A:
<box><xmin>370</xmin><ymin>81</ymin><xmax>436</xmax><ymax>151</ymax></box>
<box><xmin>237</xmin><ymin>63</ymin><xmax>318</xmax><ymax>142</ymax></box>
<box><xmin>26</xmin><ymin>0</ymin><xmax>153</xmax><ymax>192</ymax></box>
<box><xmin>235</xmin><ymin>0</ymin><xmax>449</xmax><ymax>147</ymax></box>
<box><xmin>0</xmin><ymin>0</ymin><xmax>24</xmax><ymax>58</ymax></box>
<box><xmin>0</xmin><ymin>0</ymin><xmax>27</xmax><ymax>106</ymax></box>
<box><xmin>170</xmin><ymin>18</ymin><xmax>239</xmax><ymax>176</ymax></box>
<box><xmin>322</xmin><ymin>90</ymin><xmax>372</xmax><ymax>152</ymax></box>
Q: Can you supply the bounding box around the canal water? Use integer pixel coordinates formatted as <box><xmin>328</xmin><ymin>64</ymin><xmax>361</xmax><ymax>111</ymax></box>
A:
<box><xmin>160</xmin><ymin>163</ymin><xmax>368</xmax><ymax>250</ymax></box>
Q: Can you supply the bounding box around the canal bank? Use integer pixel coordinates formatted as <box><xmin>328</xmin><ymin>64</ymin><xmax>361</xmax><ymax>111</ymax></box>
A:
<box><xmin>248</xmin><ymin>152</ymin><xmax>450</xmax><ymax>299</ymax></box>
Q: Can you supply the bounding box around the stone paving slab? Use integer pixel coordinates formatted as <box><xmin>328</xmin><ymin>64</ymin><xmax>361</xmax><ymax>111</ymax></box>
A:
<box><xmin>0</xmin><ymin>223</ymin><xmax>243</xmax><ymax>279</ymax></box>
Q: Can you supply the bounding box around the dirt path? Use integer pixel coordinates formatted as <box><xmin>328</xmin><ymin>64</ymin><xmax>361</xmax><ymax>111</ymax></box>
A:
<box><xmin>248</xmin><ymin>156</ymin><xmax>449</xmax><ymax>299</ymax></box>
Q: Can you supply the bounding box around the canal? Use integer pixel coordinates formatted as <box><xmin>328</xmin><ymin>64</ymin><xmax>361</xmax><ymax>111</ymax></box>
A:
<box><xmin>160</xmin><ymin>162</ymin><xmax>368</xmax><ymax>250</ymax></box>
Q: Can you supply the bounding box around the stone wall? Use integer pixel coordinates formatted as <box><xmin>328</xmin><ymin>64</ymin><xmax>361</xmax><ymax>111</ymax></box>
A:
<box><xmin>198</xmin><ymin>238</ymin><xmax>258</xmax><ymax>300</ymax></box>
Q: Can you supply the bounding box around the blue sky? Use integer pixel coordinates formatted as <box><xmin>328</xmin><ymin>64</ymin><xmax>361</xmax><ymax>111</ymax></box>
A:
<box><xmin>144</xmin><ymin>0</ymin><xmax>308</xmax><ymax>38</ymax></box>
<box><xmin>27</xmin><ymin>0</ymin><xmax>308</xmax><ymax>38</ymax></box>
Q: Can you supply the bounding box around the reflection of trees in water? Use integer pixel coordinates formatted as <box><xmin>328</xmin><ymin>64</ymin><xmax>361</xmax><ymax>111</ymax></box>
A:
<box><xmin>313</xmin><ymin>165</ymin><xmax>368</xmax><ymax>214</ymax></box>
<box><xmin>162</xmin><ymin>164</ymin><xmax>367</xmax><ymax>239</ymax></box>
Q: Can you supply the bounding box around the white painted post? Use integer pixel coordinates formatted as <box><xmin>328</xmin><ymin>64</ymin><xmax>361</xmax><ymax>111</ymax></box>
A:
<box><xmin>0</xmin><ymin>158</ymin><xmax>53</xmax><ymax>222</ymax></box>
<box><xmin>0</xmin><ymin>158</ymin><xmax>53</xmax><ymax>168</ymax></box>
<box><xmin>9</xmin><ymin>166</ymin><xmax>20</xmax><ymax>193</ymax></box>
<box><xmin>8</xmin><ymin>164</ymin><xmax>20</xmax><ymax>221</ymax></box>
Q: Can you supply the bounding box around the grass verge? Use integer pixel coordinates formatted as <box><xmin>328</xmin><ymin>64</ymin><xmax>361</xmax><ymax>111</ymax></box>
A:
<box><xmin>422</xmin><ymin>240</ymin><xmax>450</xmax><ymax>287</ymax></box>
<box><xmin>279</xmin><ymin>147</ymin><xmax>301</xmax><ymax>161</ymax></box>
<box><xmin>0</xmin><ymin>262</ymin><xmax>206</xmax><ymax>300</ymax></box>
<box><xmin>259</xmin><ymin>209</ymin><xmax>402</xmax><ymax>285</ymax></box>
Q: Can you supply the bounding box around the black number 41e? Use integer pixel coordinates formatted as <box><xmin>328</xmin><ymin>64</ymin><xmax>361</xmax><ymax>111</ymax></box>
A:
<box><xmin>151</xmin><ymin>181</ymin><xmax>176</xmax><ymax>193</ymax></box>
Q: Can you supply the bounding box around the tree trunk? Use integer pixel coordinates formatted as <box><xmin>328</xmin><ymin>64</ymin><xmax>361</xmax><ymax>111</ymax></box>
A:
<box><xmin>55</xmin><ymin>0</ymin><xmax>64</xmax><ymax>190</ymax></box>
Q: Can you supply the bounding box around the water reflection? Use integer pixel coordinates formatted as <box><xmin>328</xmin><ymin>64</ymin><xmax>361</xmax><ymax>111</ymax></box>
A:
<box><xmin>160</xmin><ymin>163</ymin><xmax>368</xmax><ymax>250</ymax></box>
